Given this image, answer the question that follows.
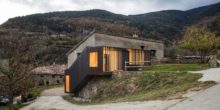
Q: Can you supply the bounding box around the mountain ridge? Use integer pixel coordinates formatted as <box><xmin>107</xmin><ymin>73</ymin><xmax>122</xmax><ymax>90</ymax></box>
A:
<box><xmin>0</xmin><ymin>2</ymin><xmax>220</xmax><ymax>64</ymax></box>
<box><xmin>2</xmin><ymin>2</ymin><xmax>220</xmax><ymax>41</ymax></box>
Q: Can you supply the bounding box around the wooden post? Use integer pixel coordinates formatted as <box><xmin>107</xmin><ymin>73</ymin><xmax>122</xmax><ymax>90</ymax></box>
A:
<box><xmin>177</xmin><ymin>54</ymin><xmax>180</xmax><ymax>71</ymax></box>
<box><xmin>125</xmin><ymin>61</ymin><xmax>127</xmax><ymax>71</ymax></box>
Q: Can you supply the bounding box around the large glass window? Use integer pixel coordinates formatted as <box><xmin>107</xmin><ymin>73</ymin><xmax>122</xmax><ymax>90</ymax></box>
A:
<box><xmin>103</xmin><ymin>47</ymin><xmax>122</xmax><ymax>72</ymax></box>
<box><xmin>89</xmin><ymin>52</ymin><xmax>98</xmax><ymax>67</ymax></box>
<box><xmin>128</xmin><ymin>49</ymin><xmax>144</xmax><ymax>65</ymax></box>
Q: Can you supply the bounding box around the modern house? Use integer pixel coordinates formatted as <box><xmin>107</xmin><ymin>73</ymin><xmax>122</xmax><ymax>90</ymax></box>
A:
<box><xmin>65</xmin><ymin>33</ymin><xmax>164</xmax><ymax>94</ymax></box>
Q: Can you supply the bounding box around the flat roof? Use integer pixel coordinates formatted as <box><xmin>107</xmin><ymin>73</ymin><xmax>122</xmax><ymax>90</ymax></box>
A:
<box><xmin>66</xmin><ymin>32</ymin><xmax>163</xmax><ymax>55</ymax></box>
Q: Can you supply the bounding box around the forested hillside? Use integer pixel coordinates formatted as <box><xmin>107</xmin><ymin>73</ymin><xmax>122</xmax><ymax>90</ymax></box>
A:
<box><xmin>0</xmin><ymin>2</ymin><xmax>220</xmax><ymax>64</ymax></box>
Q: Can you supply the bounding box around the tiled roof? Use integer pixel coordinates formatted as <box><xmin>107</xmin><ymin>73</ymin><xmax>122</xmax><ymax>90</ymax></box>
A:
<box><xmin>32</xmin><ymin>64</ymin><xmax>66</xmax><ymax>75</ymax></box>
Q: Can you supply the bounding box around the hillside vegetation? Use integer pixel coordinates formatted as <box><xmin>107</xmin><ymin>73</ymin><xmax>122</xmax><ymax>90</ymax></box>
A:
<box><xmin>64</xmin><ymin>71</ymin><xmax>215</xmax><ymax>104</ymax></box>
<box><xmin>0</xmin><ymin>2</ymin><xmax>220</xmax><ymax>64</ymax></box>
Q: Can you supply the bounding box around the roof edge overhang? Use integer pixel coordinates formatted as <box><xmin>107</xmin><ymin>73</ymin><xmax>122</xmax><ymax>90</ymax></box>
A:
<box><xmin>66</xmin><ymin>31</ymin><xmax>96</xmax><ymax>56</ymax></box>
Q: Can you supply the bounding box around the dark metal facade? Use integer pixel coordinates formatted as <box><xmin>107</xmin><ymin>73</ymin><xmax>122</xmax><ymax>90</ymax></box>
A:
<box><xmin>65</xmin><ymin>46</ymin><xmax>151</xmax><ymax>94</ymax></box>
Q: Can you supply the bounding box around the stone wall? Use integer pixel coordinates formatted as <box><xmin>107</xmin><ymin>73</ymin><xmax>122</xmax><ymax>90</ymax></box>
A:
<box><xmin>33</xmin><ymin>74</ymin><xmax>64</xmax><ymax>86</ymax></box>
<box><xmin>78</xmin><ymin>71</ymin><xmax>142</xmax><ymax>99</ymax></box>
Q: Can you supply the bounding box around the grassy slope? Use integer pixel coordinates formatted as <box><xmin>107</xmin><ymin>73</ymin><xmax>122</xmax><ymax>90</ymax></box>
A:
<box><xmin>63</xmin><ymin>65</ymin><xmax>215</xmax><ymax>105</ymax></box>
<box><xmin>93</xmin><ymin>72</ymin><xmax>202</xmax><ymax>103</ymax></box>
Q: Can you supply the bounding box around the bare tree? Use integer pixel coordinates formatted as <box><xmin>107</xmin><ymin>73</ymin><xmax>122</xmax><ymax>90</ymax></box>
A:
<box><xmin>0</xmin><ymin>35</ymin><xmax>37</xmax><ymax>110</ymax></box>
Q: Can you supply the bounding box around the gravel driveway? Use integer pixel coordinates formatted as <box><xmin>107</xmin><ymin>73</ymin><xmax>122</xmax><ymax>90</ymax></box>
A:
<box><xmin>21</xmin><ymin>95</ymin><xmax>181</xmax><ymax>110</ymax></box>
<box><xmin>21</xmin><ymin>68</ymin><xmax>220</xmax><ymax>110</ymax></box>
<box><xmin>21</xmin><ymin>87</ymin><xmax>182</xmax><ymax>110</ymax></box>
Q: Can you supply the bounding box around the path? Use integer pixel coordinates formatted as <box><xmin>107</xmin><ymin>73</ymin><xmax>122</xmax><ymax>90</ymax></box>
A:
<box><xmin>166</xmin><ymin>68</ymin><xmax>220</xmax><ymax>110</ymax></box>
<box><xmin>167</xmin><ymin>84</ymin><xmax>220</xmax><ymax>110</ymax></box>
<box><xmin>21</xmin><ymin>87</ymin><xmax>181</xmax><ymax>110</ymax></box>
<box><xmin>191</xmin><ymin>68</ymin><xmax>220</xmax><ymax>83</ymax></box>
<box><xmin>41</xmin><ymin>87</ymin><xmax>66</xmax><ymax>96</ymax></box>
<box><xmin>21</xmin><ymin>95</ymin><xmax>180</xmax><ymax>110</ymax></box>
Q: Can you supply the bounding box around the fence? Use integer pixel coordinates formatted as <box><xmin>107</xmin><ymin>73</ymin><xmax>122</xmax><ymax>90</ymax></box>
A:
<box><xmin>125</xmin><ymin>61</ymin><xmax>151</xmax><ymax>71</ymax></box>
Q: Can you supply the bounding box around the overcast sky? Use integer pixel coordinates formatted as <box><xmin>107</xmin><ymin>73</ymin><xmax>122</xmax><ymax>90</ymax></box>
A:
<box><xmin>0</xmin><ymin>0</ymin><xmax>220</xmax><ymax>24</ymax></box>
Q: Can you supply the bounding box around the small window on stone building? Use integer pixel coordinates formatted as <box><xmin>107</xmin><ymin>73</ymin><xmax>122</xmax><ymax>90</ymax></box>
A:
<box><xmin>60</xmin><ymin>76</ymin><xmax>63</xmax><ymax>78</ymax></box>
<box><xmin>46</xmin><ymin>81</ymin><xmax>49</xmax><ymax>85</ymax></box>
<box><xmin>38</xmin><ymin>80</ymin><xmax>44</xmax><ymax>86</ymax></box>
<box><xmin>57</xmin><ymin>80</ymin><xmax>60</xmax><ymax>84</ymax></box>
<box><xmin>151</xmin><ymin>50</ymin><xmax>156</xmax><ymax>57</ymax></box>
<box><xmin>41</xmin><ymin>75</ymin><xmax>44</xmax><ymax>77</ymax></box>
<box><xmin>52</xmin><ymin>75</ymin><xmax>55</xmax><ymax>78</ymax></box>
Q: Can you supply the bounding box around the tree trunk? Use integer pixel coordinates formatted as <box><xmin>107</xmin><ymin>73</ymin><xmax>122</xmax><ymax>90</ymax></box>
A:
<box><xmin>8</xmin><ymin>86</ymin><xmax>14</xmax><ymax>110</ymax></box>
<box><xmin>9</xmin><ymin>96</ymin><xmax>13</xmax><ymax>110</ymax></box>
<box><xmin>200</xmin><ymin>51</ymin><xmax>207</xmax><ymax>64</ymax></box>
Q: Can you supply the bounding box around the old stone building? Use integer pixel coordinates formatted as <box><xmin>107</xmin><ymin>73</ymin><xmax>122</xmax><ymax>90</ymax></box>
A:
<box><xmin>32</xmin><ymin>64</ymin><xmax>66</xmax><ymax>86</ymax></box>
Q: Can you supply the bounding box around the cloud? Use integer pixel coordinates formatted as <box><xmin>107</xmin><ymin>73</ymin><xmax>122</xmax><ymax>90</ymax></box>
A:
<box><xmin>0</xmin><ymin>0</ymin><xmax>220</xmax><ymax>24</ymax></box>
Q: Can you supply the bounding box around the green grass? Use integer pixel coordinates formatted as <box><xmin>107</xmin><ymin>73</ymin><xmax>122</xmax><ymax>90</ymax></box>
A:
<box><xmin>63</xmin><ymin>71</ymin><xmax>215</xmax><ymax>105</ymax></box>
<box><xmin>143</xmin><ymin>64</ymin><xmax>209</xmax><ymax>72</ymax></box>
<box><xmin>0</xmin><ymin>103</ymin><xmax>23</xmax><ymax>110</ymax></box>
<box><xmin>29</xmin><ymin>84</ymin><xmax>64</xmax><ymax>98</ymax></box>
<box><xmin>0</xmin><ymin>106</ymin><xmax>9</xmax><ymax>110</ymax></box>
